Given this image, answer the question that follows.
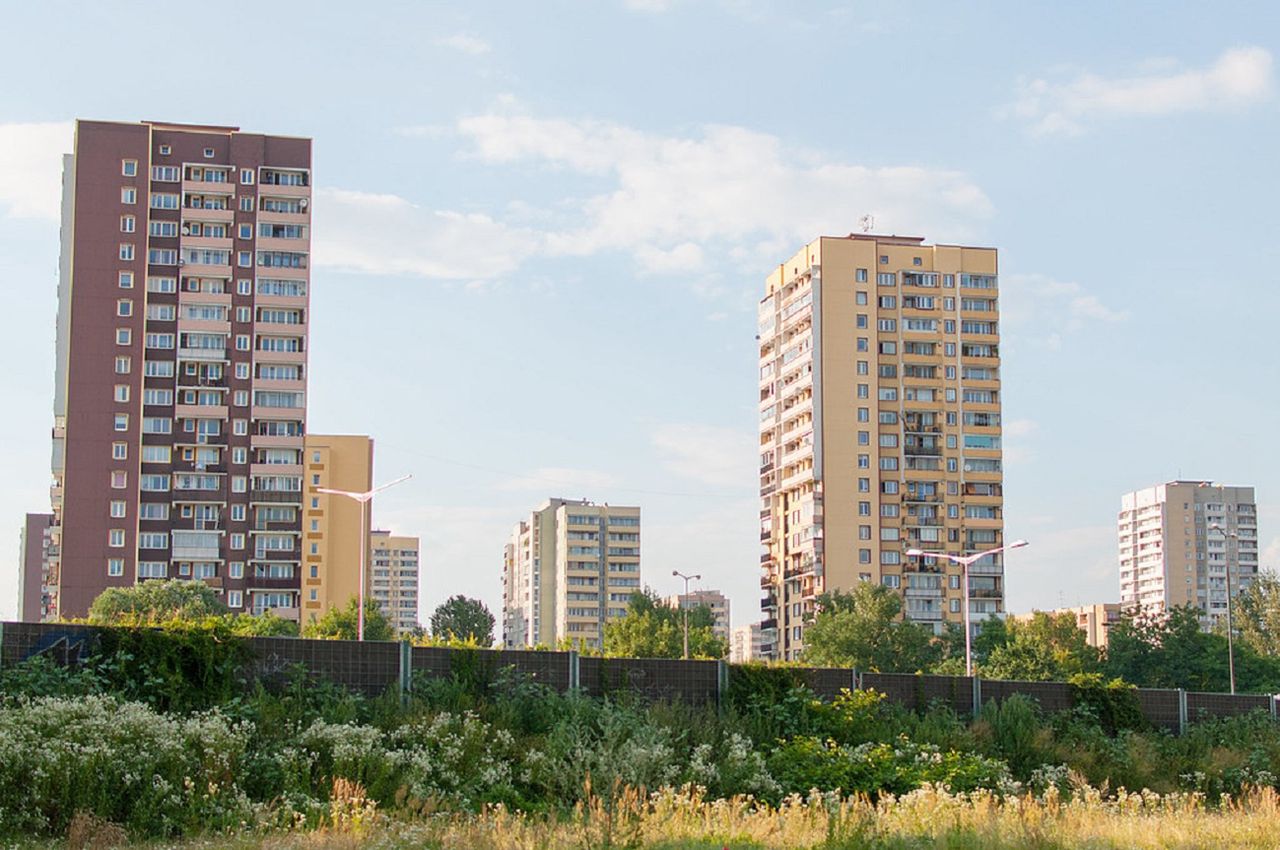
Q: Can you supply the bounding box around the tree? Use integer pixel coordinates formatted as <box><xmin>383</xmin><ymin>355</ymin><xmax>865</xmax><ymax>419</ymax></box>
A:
<box><xmin>978</xmin><ymin>612</ymin><xmax>1102</xmax><ymax>682</ymax></box>
<box><xmin>603</xmin><ymin>591</ymin><xmax>728</xmax><ymax>659</ymax></box>
<box><xmin>302</xmin><ymin>597</ymin><xmax>395</xmax><ymax>642</ymax></box>
<box><xmin>429</xmin><ymin>595</ymin><xmax>495</xmax><ymax>645</ymax></box>
<box><xmin>1105</xmin><ymin>605</ymin><xmax>1227</xmax><ymax>691</ymax></box>
<box><xmin>801</xmin><ymin>583</ymin><xmax>940</xmax><ymax>672</ymax></box>
<box><xmin>88</xmin><ymin>580</ymin><xmax>228</xmax><ymax>625</ymax></box>
<box><xmin>1234</xmin><ymin>570</ymin><xmax>1280</xmax><ymax>657</ymax></box>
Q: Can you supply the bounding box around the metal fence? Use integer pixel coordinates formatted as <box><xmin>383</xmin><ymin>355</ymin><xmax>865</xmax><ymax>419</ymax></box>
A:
<box><xmin>1</xmin><ymin>620</ymin><xmax>1275</xmax><ymax>733</ymax></box>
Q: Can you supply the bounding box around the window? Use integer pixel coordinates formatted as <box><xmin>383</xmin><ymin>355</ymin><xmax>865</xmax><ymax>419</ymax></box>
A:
<box><xmin>108</xmin><ymin>529</ymin><xmax>126</xmax><ymax>547</ymax></box>
<box><xmin>139</xmin><ymin>503</ymin><xmax>169</xmax><ymax>520</ymax></box>
<box><xmin>109</xmin><ymin>499</ymin><xmax>127</xmax><ymax>518</ymax></box>
<box><xmin>856</xmin><ymin>268</ymin><xmax>868</xmax><ymax>282</ymax></box>
<box><xmin>111</xmin><ymin>441</ymin><xmax>127</xmax><ymax>460</ymax></box>
<box><xmin>230</xmin><ymin>533</ymin><xmax>245</xmax><ymax>550</ymax></box>
<box><xmin>237</xmin><ymin>251</ymin><xmax>252</xmax><ymax>267</ymax></box>
<box><xmin>233</xmin><ymin>390</ymin><xmax>248</xmax><ymax>406</ymax></box>
<box><xmin>877</xmin><ymin>318</ymin><xmax>896</xmax><ymax>332</ymax></box>
<box><xmin>237</xmin><ymin>279</ymin><xmax>252</xmax><ymax>295</ymax></box>
<box><xmin>145</xmin><ymin>333</ymin><xmax>175</xmax><ymax>350</ymax></box>
<box><xmin>149</xmin><ymin>192</ymin><xmax>179</xmax><ymax>210</ymax></box>
<box><xmin>203</xmin><ymin>147</ymin><xmax>215</xmax><ymax>158</ymax></box>
<box><xmin>113</xmin><ymin>413</ymin><xmax>129</xmax><ymax>431</ymax></box>
<box><xmin>115</xmin><ymin>298</ymin><xmax>134</xmax><ymax>318</ymax></box>
<box><xmin>227</xmin><ymin>590</ymin><xmax>243</xmax><ymax>608</ymax></box>
<box><xmin>239</xmin><ymin>196</ymin><xmax>254</xmax><ymax>212</ymax></box>
<box><xmin>147</xmin><ymin>276</ymin><xmax>176</xmax><ymax>293</ymax></box>
<box><xmin>149</xmin><ymin>220</ymin><xmax>178</xmax><ymax>238</ymax></box>
<box><xmin>139</xmin><ymin>532</ymin><xmax>168</xmax><ymax>549</ymax></box>
<box><xmin>118</xmin><ymin>243</ymin><xmax>134</xmax><ymax>261</ymax></box>
<box><xmin>114</xmin><ymin>355</ymin><xmax>131</xmax><ymax>374</ymax></box>
<box><xmin>120</xmin><ymin>215</ymin><xmax>135</xmax><ymax>233</ymax></box>
<box><xmin>158</xmin><ymin>144</ymin><xmax>171</xmax><ymax>155</ymax></box>
<box><xmin>107</xmin><ymin>558</ymin><xmax>125</xmax><ymax>577</ymax></box>
<box><xmin>110</xmin><ymin>470</ymin><xmax>127</xmax><ymax>489</ymax></box>
<box><xmin>233</xmin><ymin>419</ymin><xmax>248</xmax><ymax>436</ymax></box>
<box><xmin>137</xmin><ymin>562</ymin><xmax>167</xmax><ymax>578</ymax></box>
<box><xmin>121</xmin><ymin>159</ymin><xmax>137</xmax><ymax>177</ymax></box>
<box><xmin>238</xmin><ymin>224</ymin><xmax>253</xmax><ymax>240</ymax></box>
<box><xmin>141</xmin><ymin>445</ymin><xmax>171</xmax><ymax>463</ymax></box>
<box><xmin>236</xmin><ymin>306</ymin><xmax>251</xmax><ymax>322</ymax></box>
<box><xmin>235</xmin><ymin>334</ymin><xmax>250</xmax><ymax>351</ymax></box>
<box><xmin>240</xmin><ymin>168</ymin><xmax>254</xmax><ymax>185</ymax></box>
<box><xmin>139</xmin><ymin>474</ymin><xmax>169</xmax><ymax>492</ymax></box>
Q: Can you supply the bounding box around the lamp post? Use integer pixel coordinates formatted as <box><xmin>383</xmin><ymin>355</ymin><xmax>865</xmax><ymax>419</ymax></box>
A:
<box><xmin>315</xmin><ymin>474</ymin><xmax>411</xmax><ymax>641</ymax></box>
<box><xmin>672</xmin><ymin>570</ymin><xmax>701</xmax><ymax>660</ymax></box>
<box><xmin>1209</xmin><ymin>523</ymin><xmax>1238</xmax><ymax>695</ymax></box>
<box><xmin>905</xmin><ymin>539</ymin><xmax>1029</xmax><ymax>677</ymax></box>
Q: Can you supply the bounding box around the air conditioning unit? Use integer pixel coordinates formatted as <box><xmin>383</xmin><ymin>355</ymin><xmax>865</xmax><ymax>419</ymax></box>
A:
<box><xmin>181</xmin><ymin>225</ymin><xmax>191</xmax><ymax>236</ymax></box>
<box><xmin>298</xmin><ymin>198</ymin><xmax>308</xmax><ymax>210</ymax></box>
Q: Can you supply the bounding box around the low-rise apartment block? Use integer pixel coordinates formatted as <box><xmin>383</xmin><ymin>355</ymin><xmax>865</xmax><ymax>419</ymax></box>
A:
<box><xmin>1011</xmin><ymin>603</ymin><xmax>1122</xmax><ymax>649</ymax></box>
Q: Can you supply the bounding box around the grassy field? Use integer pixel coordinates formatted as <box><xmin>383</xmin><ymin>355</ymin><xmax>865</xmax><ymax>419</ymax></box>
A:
<box><xmin>51</xmin><ymin>785</ymin><xmax>1280</xmax><ymax>850</ymax></box>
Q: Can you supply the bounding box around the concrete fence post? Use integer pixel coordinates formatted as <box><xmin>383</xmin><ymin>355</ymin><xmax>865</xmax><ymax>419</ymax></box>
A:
<box><xmin>1271</xmin><ymin>694</ymin><xmax>1277</xmax><ymax>721</ymax></box>
<box><xmin>398</xmin><ymin>640</ymin><xmax>412</xmax><ymax>707</ymax></box>
<box><xmin>568</xmin><ymin>650</ymin><xmax>580</xmax><ymax>692</ymax></box>
<box><xmin>717</xmin><ymin>660</ymin><xmax>729</xmax><ymax>708</ymax></box>
<box><xmin>1178</xmin><ymin>689</ymin><xmax>1188</xmax><ymax>735</ymax></box>
<box><xmin>851</xmin><ymin>667</ymin><xmax>859</xmax><ymax>692</ymax></box>
<box><xmin>972</xmin><ymin>676</ymin><xmax>983</xmax><ymax>718</ymax></box>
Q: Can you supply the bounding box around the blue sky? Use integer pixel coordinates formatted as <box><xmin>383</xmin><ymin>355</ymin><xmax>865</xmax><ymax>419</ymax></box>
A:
<box><xmin>1</xmin><ymin>1</ymin><xmax>1278</xmax><ymax>625</ymax></box>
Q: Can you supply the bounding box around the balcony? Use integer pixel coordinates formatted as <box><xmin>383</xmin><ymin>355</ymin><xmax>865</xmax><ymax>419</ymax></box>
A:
<box><xmin>178</xmin><ymin>347</ymin><xmax>229</xmax><ymax>362</ymax></box>
<box><xmin>250</xmin><ymin>489</ymin><xmax>303</xmax><ymax>504</ymax></box>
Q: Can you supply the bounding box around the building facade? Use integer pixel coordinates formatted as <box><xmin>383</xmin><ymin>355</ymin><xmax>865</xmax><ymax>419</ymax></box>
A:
<box><xmin>19</xmin><ymin>513</ymin><xmax>55</xmax><ymax>621</ymax></box>
<box><xmin>1119</xmin><ymin>481</ymin><xmax>1258</xmax><ymax>625</ymax></box>
<box><xmin>665</xmin><ymin>589</ymin><xmax>731</xmax><ymax>641</ymax></box>
<box><xmin>502</xmin><ymin>498</ymin><xmax>640</xmax><ymax>649</ymax></box>
<box><xmin>49</xmin><ymin>119</ymin><xmax>312</xmax><ymax>619</ymax></box>
<box><xmin>370</xmin><ymin>529</ymin><xmax>420</xmax><ymax>634</ymax></box>
<box><xmin>730</xmin><ymin>622</ymin><xmax>768</xmax><ymax>662</ymax></box>
<box><xmin>758</xmin><ymin>235</ymin><xmax>1004</xmax><ymax>659</ymax></box>
<box><xmin>302</xmin><ymin>434</ymin><xmax>373</xmax><ymax>624</ymax></box>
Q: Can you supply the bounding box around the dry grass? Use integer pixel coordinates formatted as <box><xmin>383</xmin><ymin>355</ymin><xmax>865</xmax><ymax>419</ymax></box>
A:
<box><xmin>38</xmin><ymin>786</ymin><xmax>1280</xmax><ymax>849</ymax></box>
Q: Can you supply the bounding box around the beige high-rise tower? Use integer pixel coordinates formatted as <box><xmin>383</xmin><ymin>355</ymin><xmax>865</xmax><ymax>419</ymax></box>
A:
<box><xmin>502</xmin><ymin>498</ymin><xmax>641</xmax><ymax>650</ymax></box>
<box><xmin>1118</xmin><ymin>481</ymin><xmax>1258</xmax><ymax>625</ymax></box>
<box><xmin>758</xmin><ymin>234</ymin><xmax>1004</xmax><ymax>660</ymax></box>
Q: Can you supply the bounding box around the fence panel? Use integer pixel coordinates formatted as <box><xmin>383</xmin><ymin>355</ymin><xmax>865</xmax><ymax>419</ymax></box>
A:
<box><xmin>1135</xmin><ymin>689</ymin><xmax>1181</xmax><ymax>732</ymax></box>
<box><xmin>980</xmin><ymin>678</ymin><xmax>1074</xmax><ymax>714</ymax></box>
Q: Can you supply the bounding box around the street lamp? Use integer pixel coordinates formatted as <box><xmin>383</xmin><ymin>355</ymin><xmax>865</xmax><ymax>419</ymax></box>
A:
<box><xmin>672</xmin><ymin>570</ymin><xmax>701</xmax><ymax>660</ymax></box>
<box><xmin>315</xmin><ymin>474</ymin><xmax>412</xmax><ymax>641</ymax></box>
<box><xmin>1209</xmin><ymin>523</ymin><xmax>1239</xmax><ymax>695</ymax></box>
<box><xmin>905</xmin><ymin>539</ymin><xmax>1029</xmax><ymax>677</ymax></box>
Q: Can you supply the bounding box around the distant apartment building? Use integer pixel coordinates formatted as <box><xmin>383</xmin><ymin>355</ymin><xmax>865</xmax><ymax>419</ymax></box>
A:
<box><xmin>759</xmin><ymin>235</ymin><xmax>1004</xmax><ymax>659</ymax></box>
<box><xmin>370</xmin><ymin>529</ymin><xmax>420</xmax><ymax>634</ymax></box>
<box><xmin>730</xmin><ymin>622</ymin><xmax>769</xmax><ymax>662</ymax></box>
<box><xmin>303</xmin><ymin>435</ymin><xmax>372</xmax><ymax>623</ymax></box>
<box><xmin>1119</xmin><ymin>481</ymin><xmax>1258</xmax><ymax>626</ymax></box>
<box><xmin>48</xmin><ymin>119</ymin><xmax>312</xmax><ymax>620</ymax></box>
<box><xmin>19</xmin><ymin>513</ymin><xmax>55</xmax><ymax>621</ymax></box>
<box><xmin>666</xmin><ymin>589</ymin><xmax>731</xmax><ymax>641</ymax></box>
<box><xmin>502</xmin><ymin>498</ymin><xmax>640</xmax><ymax>650</ymax></box>
<box><xmin>1011</xmin><ymin>603</ymin><xmax>1122</xmax><ymax>649</ymax></box>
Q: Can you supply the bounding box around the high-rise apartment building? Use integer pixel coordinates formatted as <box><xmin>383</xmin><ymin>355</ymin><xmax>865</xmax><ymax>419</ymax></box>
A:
<box><xmin>49</xmin><ymin>119</ymin><xmax>312</xmax><ymax>619</ymax></box>
<box><xmin>370</xmin><ymin>530</ymin><xmax>421</xmax><ymax>634</ymax></box>
<box><xmin>303</xmin><ymin>434</ymin><xmax>373</xmax><ymax>623</ymax></box>
<box><xmin>502</xmin><ymin>498</ymin><xmax>641</xmax><ymax>649</ymax></box>
<box><xmin>1119</xmin><ymin>481</ymin><xmax>1258</xmax><ymax>625</ymax></box>
<box><xmin>759</xmin><ymin>235</ymin><xmax>1004</xmax><ymax>659</ymax></box>
<box><xmin>19</xmin><ymin>513</ymin><xmax>55</xmax><ymax>621</ymax></box>
<box><xmin>665</xmin><ymin>589</ymin><xmax>731</xmax><ymax>641</ymax></box>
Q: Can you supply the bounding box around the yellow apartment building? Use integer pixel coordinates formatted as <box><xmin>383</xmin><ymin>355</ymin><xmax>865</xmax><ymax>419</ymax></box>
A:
<box><xmin>759</xmin><ymin>234</ymin><xmax>1004</xmax><ymax>659</ymax></box>
<box><xmin>369</xmin><ymin>529</ymin><xmax>420</xmax><ymax>634</ymax></box>
<box><xmin>302</xmin><ymin>434</ymin><xmax>372</xmax><ymax>623</ymax></box>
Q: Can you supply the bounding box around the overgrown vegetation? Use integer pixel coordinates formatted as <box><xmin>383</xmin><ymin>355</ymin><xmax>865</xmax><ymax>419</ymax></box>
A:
<box><xmin>5</xmin><ymin>641</ymin><xmax>1280</xmax><ymax>842</ymax></box>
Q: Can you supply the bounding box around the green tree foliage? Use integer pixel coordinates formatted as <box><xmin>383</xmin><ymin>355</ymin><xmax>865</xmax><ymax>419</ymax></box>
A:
<box><xmin>602</xmin><ymin>591</ymin><xmax>728</xmax><ymax>659</ymax></box>
<box><xmin>1235</xmin><ymin>570</ymin><xmax>1280</xmax><ymax>657</ymax></box>
<box><xmin>88</xmin><ymin>579</ymin><xmax>228</xmax><ymax>625</ymax></box>
<box><xmin>978</xmin><ymin>611</ymin><xmax>1102</xmax><ymax>681</ymax></box>
<box><xmin>800</xmin><ymin>583</ymin><xmax>940</xmax><ymax>671</ymax></box>
<box><xmin>429</xmin><ymin>595</ymin><xmax>496</xmax><ymax>645</ymax></box>
<box><xmin>302</xmin><ymin>596</ymin><xmax>395</xmax><ymax>642</ymax></box>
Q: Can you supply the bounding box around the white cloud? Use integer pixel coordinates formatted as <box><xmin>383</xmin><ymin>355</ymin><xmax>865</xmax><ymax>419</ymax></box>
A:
<box><xmin>0</xmin><ymin>122</ymin><xmax>72</xmax><ymax>220</ymax></box>
<box><xmin>1012</xmin><ymin>46</ymin><xmax>1273</xmax><ymax>136</ymax></box>
<box><xmin>312</xmin><ymin>187</ymin><xmax>541</xmax><ymax>280</ymax></box>
<box><xmin>651</xmin><ymin>423</ymin><xmax>756</xmax><ymax>488</ymax></box>
<box><xmin>1001</xmin><ymin>272</ymin><xmax>1127</xmax><ymax>347</ymax></box>
<box><xmin>494</xmin><ymin>466</ymin><xmax>619</xmax><ymax>493</ymax></box>
<box><xmin>456</xmin><ymin>112</ymin><xmax>994</xmax><ymax>272</ymax></box>
<box><xmin>436</xmin><ymin>34</ymin><xmax>491</xmax><ymax>55</ymax></box>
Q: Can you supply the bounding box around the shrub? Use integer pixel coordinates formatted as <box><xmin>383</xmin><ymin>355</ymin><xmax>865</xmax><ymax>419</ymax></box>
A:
<box><xmin>767</xmin><ymin>735</ymin><xmax>1010</xmax><ymax>797</ymax></box>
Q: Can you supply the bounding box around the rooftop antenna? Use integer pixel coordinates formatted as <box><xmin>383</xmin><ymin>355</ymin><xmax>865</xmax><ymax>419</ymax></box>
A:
<box><xmin>859</xmin><ymin>214</ymin><xmax>875</xmax><ymax>233</ymax></box>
